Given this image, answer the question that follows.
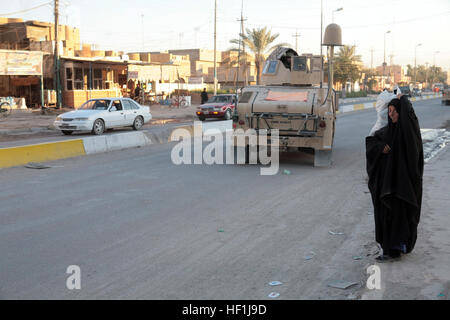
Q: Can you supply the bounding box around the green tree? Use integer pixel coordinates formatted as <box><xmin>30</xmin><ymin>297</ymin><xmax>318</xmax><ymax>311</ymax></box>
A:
<box><xmin>406</xmin><ymin>64</ymin><xmax>447</xmax><ymax>85</ymax></box>
<box><xmin>334</xmin><ymin>45</ymin><xmax>362</xmax><ymax>89</ymax></box>
<box><xmin>230</xmin><ymin>27</ymin><xmax>289</xmax><ymax>85</ymax></box>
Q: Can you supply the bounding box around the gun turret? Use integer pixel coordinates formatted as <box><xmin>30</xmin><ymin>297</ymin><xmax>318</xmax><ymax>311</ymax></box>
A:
<box><xmin>260</xmin><ymin>47</ymin><xmax>323</xmax><ymax>86</ymax></box>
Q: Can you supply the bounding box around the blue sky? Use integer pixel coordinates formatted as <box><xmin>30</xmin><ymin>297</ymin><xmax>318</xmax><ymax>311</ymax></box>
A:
<box><xmin>1</xmin><ymin>0</ymin><xmax>449</xmax><ymax>70</ymax></box>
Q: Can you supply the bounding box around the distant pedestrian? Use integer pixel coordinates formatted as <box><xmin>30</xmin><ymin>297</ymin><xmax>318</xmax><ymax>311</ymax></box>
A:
<box><xmin>365</xmin><ymin>95</ymin><xmax>424</xmax><ymax>262</ymax></box>
<box><xmin>134</xmin><ymin>84</ymin><xmax>141</xmax><ymax>99</ymax></box>
<box><xmin>201</xmin><ymin>88</ymin><xmax>209</xmax><ymax>105</ymax></box>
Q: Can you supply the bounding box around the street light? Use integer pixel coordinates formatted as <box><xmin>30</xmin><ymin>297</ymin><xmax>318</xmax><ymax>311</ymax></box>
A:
<box><xmin>432</xmin><ymin>51</ymin><xmax>440</xmax><ymax>84</ymax></box>
<box><xmin>433</xmin><ymin>50</ymin><xmax>440</xmax><ymax>67</ymax></box>
<box><xmin>414</xmin><ymin>43</ymin><xmax>422</xmax><ymax>85</ymax></box>
<box><xmin>383</xmin><ymin>30</ymin><xmax>391</xmax><ymax>78</ymax></box>
<box><xmin>332</xmin><ymin>7</ymin><xmax>343</xmax><ymax>23</ymax></box>
<box><xmin>213</xmin><ymin>0</ymin><xmax>217</xmax><ymax>95</ymax></box>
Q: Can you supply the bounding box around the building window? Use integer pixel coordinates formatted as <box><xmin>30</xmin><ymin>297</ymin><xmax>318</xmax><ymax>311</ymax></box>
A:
<box><xmin>66</xmin><ymin>68</ymin><xmax>73</xmax><ymax>90</ymax></box>
<box><xmin>93</xmin><ymin>69</ymin><xmax>103</xmax><ymax>90</ymax></box>
<box><xmin>74</xmin><ymin>67</ymin><xmax>83</xmax><ymax>90</ymax></box>
<box><xmin>105</xmin><ymin>70</ymin><xmax>113</xmax><ymax>90</ymax></box>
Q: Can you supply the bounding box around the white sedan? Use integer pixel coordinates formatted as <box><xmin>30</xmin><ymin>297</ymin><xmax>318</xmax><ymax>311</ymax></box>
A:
<box><xmin>54</xmin><ymin>98</ymin><xmax>152</xmax><ymax>135</ymax></box>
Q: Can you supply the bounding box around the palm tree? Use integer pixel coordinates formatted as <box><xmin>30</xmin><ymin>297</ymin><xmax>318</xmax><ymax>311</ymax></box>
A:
<box><xmin>334</xmin><ymin>45</ymin><xmax>362</xmax><ymax>90</ymax></box>
<box><xmin>230</xmin><ymin>27</ymin><xmax>289</xmax><ymax>85</ymax></box>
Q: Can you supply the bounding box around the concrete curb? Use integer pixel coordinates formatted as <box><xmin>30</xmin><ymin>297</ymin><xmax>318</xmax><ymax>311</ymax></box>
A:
<box><xmin>336</xmin><ymin>94</ymin><xmax>442</xmax><ymax>114</ymax></box>
<box><xmin>0</xmin><ymin>131</ymin><xmax>153</xmax><ymax>169</ymax></box>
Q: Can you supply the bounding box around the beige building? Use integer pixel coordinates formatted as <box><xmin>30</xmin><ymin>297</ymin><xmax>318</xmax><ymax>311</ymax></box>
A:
<box><xmin>0</xmin><ymin>17</ymin><xmax>80</xmax><ymax>57</ymax></box>
<box><xmin>167</xmin><ymin>48</ymin><xmax>258</xmax><ymax>86</ymax></box>
<box><xmin>215</xmin><ymin>50</ymin><xmax>257</xmax><ymax>86</ymax></box>
<box><xmin>126</xmin><ymin>51</ymin><xmax>191</xmax><ymax>83</ymax></box>
<box><xmin>168</xmin><ymin>49</ymin><xmax>222</xmax><ymax>80</ymax></box>
<box><xmin>376</xmin><ymin>64</ymin><xmax>409</xmax><ymax>85</ymax></box>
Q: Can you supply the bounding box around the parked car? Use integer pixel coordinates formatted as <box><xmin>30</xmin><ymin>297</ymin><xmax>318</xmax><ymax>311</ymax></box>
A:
<box><xmin>398</xmin><ymin>86</ymin><xmax>411</xmax><ymax>97</ymax></box>
<box><xmin>196</xmin><ymin>94</ymin><xmax>237</xmax><ymax>121</ymax></box>
<box><xmin>412</xmin><ymin>88</ymin><xmax>422</xmax><ymax>97</ymax></box>
<box><xmin>442</xmin><ymin>88</ymin><xmax>450</xmax><ymax>106</ymax></box>
<box><xmin>54</xmin><ymin>98</ymin><xmax>152</xmax><ymax>135</ymax></box>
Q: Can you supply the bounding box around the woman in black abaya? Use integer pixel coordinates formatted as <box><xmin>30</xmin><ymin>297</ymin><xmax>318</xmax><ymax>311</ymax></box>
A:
<box><xmin>365</xmin><ymin>95</ymin><xmax>424</xmax><ymax>261</ymax></box>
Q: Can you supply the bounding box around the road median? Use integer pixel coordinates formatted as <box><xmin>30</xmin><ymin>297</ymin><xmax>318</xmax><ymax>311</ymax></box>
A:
<box><xmin>337</xmin><ymin>93</ymin><xmax>442</xmax><ymax>114</ymax></box>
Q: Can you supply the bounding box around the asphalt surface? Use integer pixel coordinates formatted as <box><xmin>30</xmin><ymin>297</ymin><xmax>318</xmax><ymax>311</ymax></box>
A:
<box><xmin>0</xmin><ymin>98</ymin><xmax>449</xmax><ymax>299</ymax></box>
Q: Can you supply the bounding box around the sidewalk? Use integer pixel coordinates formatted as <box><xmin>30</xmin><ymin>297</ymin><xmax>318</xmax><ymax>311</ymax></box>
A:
<box><xmin>361</xmin><ymin>145</ymin><xmax>450</xmax><ymax>300</ymax></box>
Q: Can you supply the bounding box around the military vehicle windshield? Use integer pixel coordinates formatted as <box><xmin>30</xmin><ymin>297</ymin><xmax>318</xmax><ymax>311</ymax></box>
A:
<box><xmin>263</xmin><ymin>61</ymin><xmax>278</xmax><ymax>74</ymax></box>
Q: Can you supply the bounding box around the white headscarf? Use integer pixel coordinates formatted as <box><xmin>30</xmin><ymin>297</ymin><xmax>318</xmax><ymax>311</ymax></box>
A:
<box><xmin>368</xmin><ymin>89</ymin><xmax>399</xmax><ymax>136</ymax></box>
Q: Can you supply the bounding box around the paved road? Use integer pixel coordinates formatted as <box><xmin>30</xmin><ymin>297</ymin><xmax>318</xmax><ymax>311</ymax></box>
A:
<box><xmin>0</xmin><ymin>98</ymin><xmax>449</xmax><ymax>299</ymax></box>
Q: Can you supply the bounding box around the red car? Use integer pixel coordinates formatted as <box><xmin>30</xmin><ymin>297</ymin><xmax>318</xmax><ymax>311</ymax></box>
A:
<box><xmin>197</xmin><ymin>94</ymin><xmax>236</xmax><ymax>121</ymax></box>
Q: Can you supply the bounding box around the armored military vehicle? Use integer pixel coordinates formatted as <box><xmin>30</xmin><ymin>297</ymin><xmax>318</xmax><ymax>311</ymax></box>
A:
<box><xmin>233</xmin><ymin>24</ymin><xmax>342</xmax><ymax>166</ymax></box>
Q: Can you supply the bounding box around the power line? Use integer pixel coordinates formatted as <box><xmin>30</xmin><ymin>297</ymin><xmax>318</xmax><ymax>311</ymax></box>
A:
<box><xmin>292</xmin><ymin>30</ymin><xmax>300</xmax><ymax>53</ymax></box>
<box><xmin>0</xmin><ymin>1</ymin><xmax>53</xmax><ymax>16</ymax></box>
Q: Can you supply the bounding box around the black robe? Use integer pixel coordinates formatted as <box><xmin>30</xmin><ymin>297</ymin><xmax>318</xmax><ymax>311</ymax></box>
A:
<box><xmin>365</xmin><ymin>96</ymin><xmax>424</xmax><ymax>255</ymax></box>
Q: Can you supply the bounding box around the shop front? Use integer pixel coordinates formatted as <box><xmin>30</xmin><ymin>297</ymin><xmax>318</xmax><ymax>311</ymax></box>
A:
<box><xmin>61</xmin><ymin>57</ymin><xmax>127</xmax><ymax>108</ymax></box>
<box><xmin>0</xmin><ymin>49</ymin><xmax>44</xmax><ymax>108</ymax></box>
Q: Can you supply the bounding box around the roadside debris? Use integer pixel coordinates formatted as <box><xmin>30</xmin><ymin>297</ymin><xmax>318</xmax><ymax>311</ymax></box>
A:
<box><xmin>352</xmin><ymin>256</ymin><xmax>362</xmax><ymax>260</ymax></box>
<box><xmin>304</xmin><ymin>251</ymin><xmax>316</xmax><ymax>260</ymax></box>
<box><xmin>268</xmin><ymin>292</ymin><xmax>280</xmax><ymax>298</ymax></box>
<box><xmin>437</xmin><ymin>293</ymin><xmax>445</xmax><ymax>297</ymax></box>
<box><xmin>327</xmin><ymin>280</ymin><xmax>359</xmax><ymax>290</ymax></box>
<box><xmin>328</xmin><ymin>230</ymin><xmax>345</xmax><ymax>235</ymax></box>
<box><xmin>269</xmin><ymin>281</ymin><xmax>282</xmax><ymax>286</ymax></box>
<box><xmin>217</xmin><ymin>228</ymin><xmax>225</xmax><ymax>233</ymax></box>
<box><xmin>346</xmin><ymin>292</ymin><xmax>359</xmax><ymax>300</ymax></box>
<box><xmin>24</xmin><ymin>162</ymin><xmax>52</xmax><ymax>169</ymax></box>
<box><xmin>282</xmin><ymin>169</ymin><xmax>291</xmax><ymax>175</ymax></box>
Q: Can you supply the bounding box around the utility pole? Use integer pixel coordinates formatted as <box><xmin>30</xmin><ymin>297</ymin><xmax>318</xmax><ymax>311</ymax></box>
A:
<box><xmin>389</xmin><ymin>53</ymin><xmax>394</xmax><ymax>84</ymax></box>
<box><xmin>54</xmin><ymin>0</ymin><xmax>62</xmax><ymax>109</ymax></box>
<box><xmin>141</xmin><ymin>14</ymin><xmax>145</xmax><ymax>51</ymax></box>
<box><xmin>292</xmin><ymin>30</ymin><xmax>301</xmax><ymax>53</ymax></box>
<box><xmin>237</xmin><ymin>0</ymin><xmax>247</xmax><ymax>86</ymax></box>
<box><xmin>194</xmin><ymin>27</ymin><xmax>200</xmax><ymax>48</ymax></box>
<box><xmin>370</xmin><ymin>48</ymin><xmax>374</xmax><ymax>70</ymax></box>
<box><xmin>213</xmin><ymin>0</ymin><xmax>217</xmax><ymax>95</ymax></box>
<box><xmin>383</xmin><ymin>30</ymin><xmax>390</xmax><ymax>79</ymax></box>
<box><xmin>414</xmin><ymin>43</ymin><xmax>422</xmax><ymax>85</ymax></box>
<box><xmin>320</xmin><ymin>0</ymin><xmax>323</xmax><ymax>88</ymax></box>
